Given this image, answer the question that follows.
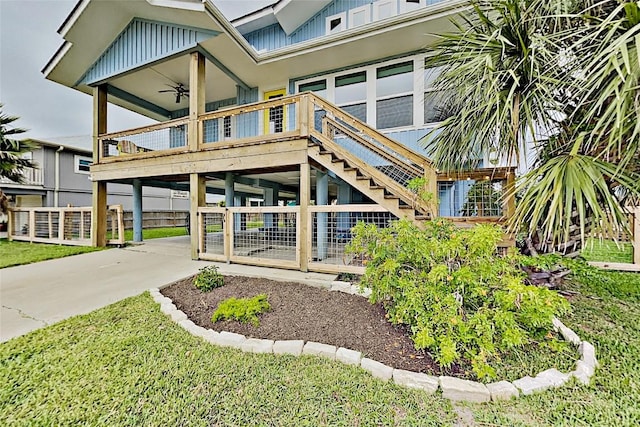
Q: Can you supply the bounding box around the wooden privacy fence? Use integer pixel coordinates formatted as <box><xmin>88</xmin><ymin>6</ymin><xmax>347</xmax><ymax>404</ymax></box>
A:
<box><xmin>122</xmin><ymin>210</ymin><xmax>188</xmax><ymax>230</ymax></box>
<box><xmin>8</xmin><ymin>205</ymin><xmax>125</xmax><ymax>246</ymax></box>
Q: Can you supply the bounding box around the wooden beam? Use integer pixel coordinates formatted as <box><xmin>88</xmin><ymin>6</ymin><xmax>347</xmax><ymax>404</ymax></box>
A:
<box><xmin>93</xmin><ymin>84</ymin><xmax>107</xmax><ymax>163</ymax></box>
<box><xmin>92</xmin><ymin>84</ymin><xmax>108</xmax><ymax>247</ymax></box>
<box><xmin>189</xmin><ymin>51</ymin><xmax>205</xmax><ymax>151</ymax></box>
<box><xmin>299</xmin><ymin>162</ymin><xmax>310</xmax><ymax>272</ymax></box>
<box><xmin>91</xmin><ymin>181</ymin><xmax>107</xmax><ymax>247</ymax></box>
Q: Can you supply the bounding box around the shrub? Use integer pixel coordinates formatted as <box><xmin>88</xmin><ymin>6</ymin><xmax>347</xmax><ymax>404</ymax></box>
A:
<box><xmin>194</xmin><ymin>265</ymin><xmax>224</xmax><ymax>292</ymax></box>
<box><xmin>347</xmin><ymin>218</ymin><xmax>571</xmax><ymax>380</ymax></box>
<box><xmin>212</xmin><ymin>294</ymin><xmax>271</xmax><ymax>327</ymax></box>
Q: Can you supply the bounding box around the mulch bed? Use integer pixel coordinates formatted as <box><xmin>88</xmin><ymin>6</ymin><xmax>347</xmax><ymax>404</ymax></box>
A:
<box><xmin>162</xmin><ymin>275</ymin><xmax>463</xmax><ymax>376</ymax></box>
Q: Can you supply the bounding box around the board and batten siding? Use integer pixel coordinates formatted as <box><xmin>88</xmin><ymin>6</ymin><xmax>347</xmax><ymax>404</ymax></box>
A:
<box><xmin>243</xmin><ymin>0</ymin><xmax>446</xmax><ymax>52</ymax></box>
<box><xmin>80</xmin><ymin>19</ymin><xmax>219</xmax><ymax>86</ymax></box>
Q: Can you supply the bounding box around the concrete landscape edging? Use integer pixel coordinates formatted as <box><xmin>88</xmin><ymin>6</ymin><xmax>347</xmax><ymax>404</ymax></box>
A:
<box><xmin>148</xmin><ymin>279</ymin><xmax>597</xmax><ymax>403</ymax></box>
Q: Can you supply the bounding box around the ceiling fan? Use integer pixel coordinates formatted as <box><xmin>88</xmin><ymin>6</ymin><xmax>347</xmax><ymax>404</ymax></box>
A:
<box><xmin>158</xmin><ymin>83</ymin><xmax>189</xmax><ymax>104</ymax></box>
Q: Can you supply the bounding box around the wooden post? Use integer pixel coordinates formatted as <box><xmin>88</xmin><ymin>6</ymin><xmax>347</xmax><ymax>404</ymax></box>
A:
<box><xmin>504</xmin><ymin>169</ymin><xmax>516</xmax><ymax>220</ymax></box>
<box><xmin>28</xmin><ymin>210</ymin><xmax>35</xmax><ymax>242</ymax></box>
<box><xmin>188</xmin><ymin>51</ymin><xmax>205</xmax><ymax>151</ymax></box>
<box><xmin>299</xmin><ymin>94</ymin><xmax>309</xmax><ymax>137</ymax></box>
<box><xmin>7</xmin><ymin>209</ymin><xmax>13</xmax><ymax>241</ymax></box>
<box><xmin>189</xmin><ymin>174</ymin><xmax>206</xmax><ymax>260</ymax></box>
<box><xmin>91</xmin><ymin>84</ymin><xmax>108</xmax><ymax>247</ymax></box>
<box><xmin>225</xmin><ymin>209</ymin><xmax>233</xmax><ymax>262</ymax></box>
<box><xmin>299</xmin><ymin>162</ymin><xmax>310</xmax><ymax>272</ymax></box>
<box><xmin>425</xmin><ymin>166</ymin><xmax>438</xmax><ymax>218</ymax></box>
<box><xmin>634</xmin><ymin>207</ymin><xmax>640</xmax><ymax>266</ymax></box>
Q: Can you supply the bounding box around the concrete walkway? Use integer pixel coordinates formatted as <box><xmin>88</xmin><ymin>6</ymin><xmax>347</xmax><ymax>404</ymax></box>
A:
<box><xmin>0</xmin><ymin>236</ymin><xmax>336</xmax><ymax>342</ymax></box>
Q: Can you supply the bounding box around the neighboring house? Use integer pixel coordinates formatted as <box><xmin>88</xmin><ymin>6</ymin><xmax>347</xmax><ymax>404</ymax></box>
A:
<box><xmin>0</xmin><ymin>136</ymin><xmax>190</xmax><ymax>211</ymax></box>
<box><xmin>42</xmin><ymin>0</ymin><xmax>514</xmax><ymax>271</ymax></box>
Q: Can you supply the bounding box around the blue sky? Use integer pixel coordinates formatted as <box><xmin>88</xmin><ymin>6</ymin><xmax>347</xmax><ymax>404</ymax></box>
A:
<box><xmin>0</xmin><ymin>0</ymin><xmax>272</xmax><ymax>140</ymax></box>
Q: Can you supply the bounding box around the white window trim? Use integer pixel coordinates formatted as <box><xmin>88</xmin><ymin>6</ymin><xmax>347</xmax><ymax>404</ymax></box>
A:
<box><xmin>325</xmin><ymin>12</ymin><xmax>347</xmax><ymax>35</ymax></box>
<box><xmin>348</xmin><ymin>5</ymin><xmax>370</xmax><ymax>28</ymax></box>
<box><xmin>220</xmin><ymin>115</ymin><xmax>236</xmax><ymax>141</ymax></box>
<box><xmin>74</xmin><ymin>155</ymin><xmax>92</xmax><ymax>174</ymax></box>
<box><xmin>295</xmin><ymin>54</ymin><xmax>446</xmax><ymax>131</ymax></box>
<box><xmin>400</xmin><ymin>0</ymin><xmax>424</xmax><ymax>14</ymax></box>
<box><xmin>373</xmin><ymin>0</ymin><xmax>398</xmax><ymax>21</ymax></box>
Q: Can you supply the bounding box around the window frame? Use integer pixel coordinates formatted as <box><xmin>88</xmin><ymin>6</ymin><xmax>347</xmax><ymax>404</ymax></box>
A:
<box><xmin>400</xmin><ymin>0</ymin><xmax>424</xmax><ymax>14</ymax></box>
<box><xmin>325</xmin><ymin>12</ymin><xmax>347</xmax><ymax>35</ymax></box>
<box><xmin>74</xmin><ymin>155</ymin><xmax>92</xmax><ymax>175</ymax></box>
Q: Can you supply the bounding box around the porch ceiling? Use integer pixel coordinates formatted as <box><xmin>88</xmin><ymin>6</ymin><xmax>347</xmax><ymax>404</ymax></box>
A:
<box><xmin>45</xmin><ymin>0</ymin><xmax>465</xmax><ymax>121</ymax></box>
<box><xmin>109</xmin><ymin>56</ymin><xmax>237</xmax><ymax>114</ymax></box>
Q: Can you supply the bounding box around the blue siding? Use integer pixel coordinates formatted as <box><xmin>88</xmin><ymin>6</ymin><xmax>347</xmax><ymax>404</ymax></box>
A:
<box><xmin>80</xmin><ymin>19</ymin><xmax>219</xmax><ymax>85</ymax></box>
<box><xmin>244</xmin><ymin>24</ymin><xmax>290</xmax><ymax>51</ymax></box>
<box><xmin>236</xmin><ymin>86</ymin><xmax>259</xmax><ymax>138</ymax></box>
<box><xmin>243</xmin><ymin>0</ymin><xmax>447</xmax><ymax>51</ymax></box>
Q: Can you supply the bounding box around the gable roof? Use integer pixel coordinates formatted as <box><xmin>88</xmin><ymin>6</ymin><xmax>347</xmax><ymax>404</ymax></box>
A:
<box><xmin>232</xmin><ymin>0</ymin><xmax>332</xmax><ymax>36</ymax></box>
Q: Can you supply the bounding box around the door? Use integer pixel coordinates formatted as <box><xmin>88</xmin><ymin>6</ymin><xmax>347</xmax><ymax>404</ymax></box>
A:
<box><xmin>263</xmin><ymin>88</ymin><xmax>286</xmax><ymax>134</ymax></box>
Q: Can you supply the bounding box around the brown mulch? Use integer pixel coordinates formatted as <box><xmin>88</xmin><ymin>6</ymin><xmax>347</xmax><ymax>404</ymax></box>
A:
<box><xmin>162</xmin><ymin>275</ymin><xmax>463</xmax><ymax>376</ymax></box>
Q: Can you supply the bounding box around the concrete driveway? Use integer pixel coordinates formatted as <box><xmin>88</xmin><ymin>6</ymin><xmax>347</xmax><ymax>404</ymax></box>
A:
<box><xmin>1</xmin><ymin>236</ymin><xmax>334</xmax><ymax>342</ymax></box>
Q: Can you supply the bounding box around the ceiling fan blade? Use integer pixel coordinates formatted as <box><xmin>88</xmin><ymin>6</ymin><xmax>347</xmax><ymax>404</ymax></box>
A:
<box><xmin>158</xmin><ymin>89</ymin><xmax>175</xmax><ymax>93</ymax></box>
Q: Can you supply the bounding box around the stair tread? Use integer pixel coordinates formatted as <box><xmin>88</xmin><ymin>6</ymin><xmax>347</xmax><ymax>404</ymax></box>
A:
<box><xmin>384</xmin><ymin>195</ymin><xmax>400</xmax><ymax>200</ymax></box>
<box><xmin>331</xmin><ymin>159</ymin><xmax>344</xmax><ymax>163</ymax></box>
<box><xmin>356</xmin><ymin>176</ymin><xmax>371</xmax><ymax>180</ymax></box>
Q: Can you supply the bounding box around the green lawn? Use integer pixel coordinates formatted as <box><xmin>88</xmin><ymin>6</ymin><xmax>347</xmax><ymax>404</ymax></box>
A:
<box><xmin>0</xmin><ymin>239</ymin><xmax>104</xmax><ymax>269</ymax></box>
<box><xmin>1</xmin><ymin>263</ymin><xmax>638</xmax><ymax>425</ymax></box>
<box><xmin>123</xmin><ymin>226</ymin><xmax>188</xmax><ymax>241</ymax></box>
<box><xmin>581</xmin><ymin>237</ymin><xmax>633</xmax><ymax>263</ymax></box>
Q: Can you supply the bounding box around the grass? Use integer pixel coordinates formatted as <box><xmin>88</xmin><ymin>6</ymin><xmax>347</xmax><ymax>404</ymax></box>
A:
<box><xmin>1</xmin><ymin>262</ymin><xmax>638</xmax><ymax>425</ymax></box>
<box><xmin>0</xmin><ymin>239</ymin><xmax>104</xmax><ymax>269</ymax></box>
<box><xmin>0</xmin><ymin>294</ymin><xmax>455</xmax><ymax>426</ymax></box>
<box><xmin>581</xmin><ymin>237</ymin><xmax>633</xmax><ymax>263</ymax></box>
<box><xmin>122</xmin><ymin>226</ymin><xmax>188</xmax><ymax>241</ymax></box>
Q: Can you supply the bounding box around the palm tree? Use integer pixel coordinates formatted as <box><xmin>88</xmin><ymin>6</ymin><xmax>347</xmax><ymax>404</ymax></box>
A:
<box><xmin>423</xmin><ymin>0</ymin><xmax>640</xmax><ymax>254</ymax></box>
<box><xmin>0</xmin><ymin>104</ymin><xmax>36</xmax><ymax>214</ymax></box>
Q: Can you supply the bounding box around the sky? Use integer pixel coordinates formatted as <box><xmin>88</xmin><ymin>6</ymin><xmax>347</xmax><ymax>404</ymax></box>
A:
<box><xmin>0</xmin><ymin>0</ymin><xmax>273</xmax><ymax>141</ymax></box>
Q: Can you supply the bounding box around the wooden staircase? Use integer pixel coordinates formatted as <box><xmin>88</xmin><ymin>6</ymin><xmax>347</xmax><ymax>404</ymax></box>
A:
<box><xmin>305</xmin><ymin>94</ymin><xmax>438</xmax><ymax>223</ymax></box>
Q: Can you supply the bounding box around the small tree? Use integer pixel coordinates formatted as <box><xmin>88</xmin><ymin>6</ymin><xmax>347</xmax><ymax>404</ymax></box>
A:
<box><xmin>0</xmin><ymin>104</ymin><xmax>36</xmax><ymax>214</ymax></box>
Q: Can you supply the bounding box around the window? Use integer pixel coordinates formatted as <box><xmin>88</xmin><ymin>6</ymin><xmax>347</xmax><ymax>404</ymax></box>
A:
<box><xmin>74</xmin><ymin>155</ymin><xmax>92</xmax><ymax>174</ymax></box>
<box><xmin>424</xmin><ymin>64</ymin><xmax>448</xmax><ymax>124</ymax></box>
<box><xmin>299</xmin><ymin>80</ymin><xmax>327</xmax><ymax>98</ymax></box>
<box><xmin>373</xmin><ymin>0</ymin><xmax>397</xmax><ymax>21</ymax></box>
<box><xmin>223</xmin><ymin>115</ymin><xmax>232</xmax><ymax>139</ymax></box>
<box><xmin>335</xmin><ymin>71</ymin><xmax>367</xmax><ymax>121</ymax></box>
<box><xmin>326</xmin><ymin>12</ymin><xmax>346</xmax><ymax>34</ymax></box>
<box><xmin>376</xmin><ymin>61</ymin><xmax>414</xmax><ymax>129</ymax></box>
<box><xmin>400</xmin><ymin>0</ymin><xmax>423</xmax><ymax>13</ymax></box>
<box><xmin>349</xmin><ymin>5</ymin><xmax>370</xmax><ymax>28</ymax></box>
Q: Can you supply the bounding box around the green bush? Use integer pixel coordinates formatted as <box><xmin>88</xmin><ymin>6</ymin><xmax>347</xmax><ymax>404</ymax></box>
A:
<box><xmin>347</xmin><ymin>218</ymin><xmax>571</xmax><ymax>380</ymax></box>
<box><xmin>212</xmin><ymin>294</ymin><xmax>271</xmax><ymax>327</ymax></box>
<box><xmin>194</xmin><ymin>265</ymin><xmax>224</xmax><ymax>292</ymax></box>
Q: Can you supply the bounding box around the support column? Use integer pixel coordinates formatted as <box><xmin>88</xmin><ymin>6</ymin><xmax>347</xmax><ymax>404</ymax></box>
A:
<box><xmin>316</xmin><ymin>171</ymin><xmax>329</xmax><ymax>261</ymax></box>
<box><xmin>263</xmin><ymin>187</ymin><xmax>275</xmax><ymax>229</ymax></box>
<box><xmin>225</xmin><ymin>172</ymin><xmax>235</xmax><ymax>207</ymax></box>
<box><xmin>337</xmin><ymin>180</ymin><xmax>351</xmax><ymax>240</ymax></box>
<box><xmin>299</xmin><ymin>162</ymin><xmax>310</xmax><ymax>272</ymax></box>
<box><xmin>188</xmin><ymin>51</ymin><xmax>205</xmax><ymax>260</ymax></box>
<box><xmin>91</xmin><ymin>84</ymin><xmax>107</xmax><ymax>247</ymax></box>
<box><xmin>188</xmin><ymin>51</ymin><xmax>205</xmax><ymax>151</ymax></box>
<box><xmin>190</xmin><ymin>174</ymin><xmax>206</xmax><ymax>260</ymax></box>
<box><xmin>132</xmin><ymin>179</ymin><xmax>143</xmax><ymax>242</ymax></box>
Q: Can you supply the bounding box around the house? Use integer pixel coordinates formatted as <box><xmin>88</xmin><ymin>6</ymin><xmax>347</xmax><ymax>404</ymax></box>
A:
<box><xmin>42</xmin><ymin>0</ymin><xmax>514</xmax><ymax>273</ymax></box>
<box><xmin>0</xmin><ymin>136</ymin><xmax>190</xmax><ymax>211</ymax></box>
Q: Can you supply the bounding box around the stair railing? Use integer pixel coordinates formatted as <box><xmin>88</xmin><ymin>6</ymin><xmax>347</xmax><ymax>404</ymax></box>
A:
<box><xmin>305</xmin><ymin>93</ymin><xmax>438</xmax><ymax>217</ymax></box>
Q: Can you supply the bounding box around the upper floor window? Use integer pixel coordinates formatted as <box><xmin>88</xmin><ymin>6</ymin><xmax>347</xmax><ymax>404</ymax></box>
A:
<box><xmin>373</xmin><ymin>0</ymin><xmax>397</xmax><ymax>21</ymax></box>
<box><xmin>376</xmin><ymin>61</ymin><xmax>414</xmax><ymax>129</ymax></box>
<box><xmin>424</xmin><ymin>64</ymin><xmax>448</xmax><ymax>124</ymax></box>
<box><xmin>75</xmin><ymin>155</ymin><xmax>92</xmax><ymax>174</ymax></box>
<box><xmin>335</xmin><ymin>71</ymin><xmax>367</xmax><ymax>121</ymax></box>
<box><xmin>326</xmin><ymin>12</ymin><xmax>346</xmax><ymax>35</ymax></box>
<box><xmin>299</xmin><ymin>80</ymin><xmax>327</xmax><ymax>98</ymax></box>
